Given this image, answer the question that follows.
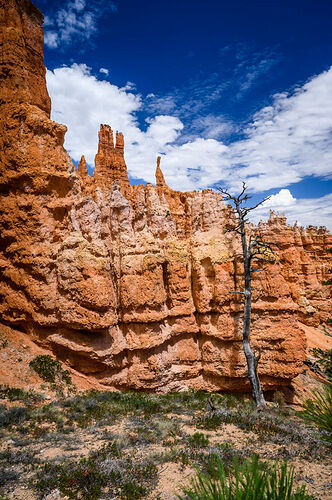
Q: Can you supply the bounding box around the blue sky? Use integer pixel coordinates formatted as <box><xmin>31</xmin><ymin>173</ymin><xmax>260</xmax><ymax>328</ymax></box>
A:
<box><xmin>34</xmin><ymin>0</ymin><xmax>332</xmax><ymax>228</ymax></box>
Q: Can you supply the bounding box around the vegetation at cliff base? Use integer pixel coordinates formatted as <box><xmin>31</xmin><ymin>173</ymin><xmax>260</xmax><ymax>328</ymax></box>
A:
<box><xmin>300</xmin><ymin>385</ymin><xmax>332</xmax><ymax>442</ymax></box>
<box><xmin>322</xmin><ymin>247</ymin><xmax>332</xmax><ymax>325</ymax></box>
<box><xmin>311</xmin><ymin>348</ymin><xmax>332</xmax><ymax>379</ymax></box>
<box><xmin>29</xmin><ymin>355</ymin><xmax>73</xmax><ymax>394</ymax></box>
<box><xmin>0</xmin><ymin>389</ymin><xmax>331</xmax><ymax>499</ymax></box>
<box><xmin>178</xmin><ymin>455</ymin><xmax>314</xmax><ymax>500</ymax></box>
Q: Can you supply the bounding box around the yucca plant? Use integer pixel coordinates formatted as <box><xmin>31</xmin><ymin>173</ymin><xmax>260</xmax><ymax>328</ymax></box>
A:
<box><xmin>300</xmin><ymin>385</ymin><xmax>332</xmax><ymax>442</ymax></box>
<box><xmin>177</xmin><ymin>455</ymin><xmax>314</xmax><ymax>500</ymax></box>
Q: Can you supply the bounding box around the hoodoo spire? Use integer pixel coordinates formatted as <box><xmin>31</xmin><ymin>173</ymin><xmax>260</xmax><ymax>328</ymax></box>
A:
<box><xmin>93</xmin><ymin>124</ymin><xmax>130</xmax><ymax>193</ymax></box>
<box><xmin>155</xmin><ymin>156</ymin><xmax>166</xmax><ymax>187</ymax></box>
<box><xmin>78</xmin><ymin>155</ymin><xmax>88</xmax><ymax>178</ymax></box>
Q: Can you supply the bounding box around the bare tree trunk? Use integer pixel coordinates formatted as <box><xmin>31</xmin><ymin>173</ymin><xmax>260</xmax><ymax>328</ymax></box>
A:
<box><xmin>238</xmin><ymin>203</ymin><xmax>266</xmax><ymax>407</ymax></box>
<box><xmin>218</xmin><ymin>184</ymin><xmax>275</xmax><ymax>407</ymax></box>
<box><xmin>243</xmin><ymin>264</ymin><xmax>266</xmax><ymax>407</ymax></box>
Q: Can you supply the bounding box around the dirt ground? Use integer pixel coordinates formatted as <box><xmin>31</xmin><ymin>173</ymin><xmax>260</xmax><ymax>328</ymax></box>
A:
<box><xmin>0</xmin><ymin>321</ymin><xmax>331</xmax><ymax>499</ymax></box>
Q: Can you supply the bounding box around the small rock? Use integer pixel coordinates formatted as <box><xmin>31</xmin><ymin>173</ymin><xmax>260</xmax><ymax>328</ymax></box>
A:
<box><xmin>44</xmin><ymin>489</ymin><xmax>62</xmax><ymax>500</ymax></box>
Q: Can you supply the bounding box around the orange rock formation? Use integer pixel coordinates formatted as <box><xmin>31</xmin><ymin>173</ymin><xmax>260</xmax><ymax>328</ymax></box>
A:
<box><xmin>0</xmin><ymin>0</ymin><xmax>331</xmax><ymax>393</ymax></box>
<box><xmin>94</xmin><ymin>124</ymin><xmax>130</xmax><ymax>196</ymax></box>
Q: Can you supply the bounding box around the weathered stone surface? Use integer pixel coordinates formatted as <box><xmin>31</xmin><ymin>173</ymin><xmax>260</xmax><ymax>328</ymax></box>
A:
<box><xmin>94</xmin><ymin>124</ymin><xmax>130</xmax><ymax>197</ymax></box>
<box><xmin>0</xmin><ymin>0</ymin><xmax>331</xmax><ymax>393</ymax></box>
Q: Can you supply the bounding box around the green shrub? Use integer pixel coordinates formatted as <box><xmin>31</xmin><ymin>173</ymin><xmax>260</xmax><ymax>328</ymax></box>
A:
<box><xmin>0</xmin><ymin>385</ymin><xmax>42</xmax><ymax>404</ymax></box>
<box><xmin>187</xmin><ymin>432</ymin><xmax>210</xmax><ymax>448</ymax></box>
<box><xmin>311</xmin><ymin>348</ymin><xmax>332</xmax><ymax>378</ymax></box>
<box><xmin>194</xmin><ymin>405</ymin><xmax>316</xmax><ymax>448</ymax></box>
<box><xmin>0</xmin><ymin>334</ymin><xmax>8</xmax><ymax>348</ymax></box>
<box><xmin>178</xmin><ymin>455</ymin><xmax>314</xmax><ymax>499</ymax></box>
<box><xmin>0</xmin><ymin>448</ymin><xmax>38</xmax><ymax>465</ymax></box>
<box><xmin>300</xmin><ymin>385</ymin><xmax>332</xmax><ymax>442</ymax></box>
<box><xmin>0</xmin><ymin>405</ymin><xmax>28</xmax><ymax>428</ymax></box>
<box><xmin>35</xmin><ymin>457</ymin><xmax>108</xmax><ymax>499</ymax></box>
<box><xmin>0</xmin><ymin>468</ymin><xmax>19</xmax><ymax>487</ymax></box>
<box><xmin>34</xmin><ymin>442</ymin><xmax>158</xmax><ymax>499</ymax></box>
<box><xmin>29</xmin><ymin>355</ymin><xmax>73</xmax><ymax>393</ymax></box>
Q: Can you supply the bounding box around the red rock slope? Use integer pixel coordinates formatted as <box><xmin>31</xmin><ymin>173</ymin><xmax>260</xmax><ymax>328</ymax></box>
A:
<box><xmin>0</xmin><ymin>0</ymin><xmax>331</xmax><ymax>393</ymax></box>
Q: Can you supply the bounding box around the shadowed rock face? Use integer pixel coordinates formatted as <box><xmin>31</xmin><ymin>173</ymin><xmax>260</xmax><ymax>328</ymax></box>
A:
<box><xmin>0</xmin><ymin>0</ymin><xmax>331</xmax><ymax>393</ymax></box>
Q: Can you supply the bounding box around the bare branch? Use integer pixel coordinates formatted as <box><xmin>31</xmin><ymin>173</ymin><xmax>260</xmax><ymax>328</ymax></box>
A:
<box><xmin>241</xmin><ymin>195</ymin><xmax>272</xmax><ymax>215</ymax></box>
<box><xmin>225</xmin><ymin>220</ymin><xmax>245</xmax><ymax>233</ymax></box>
<box><xmin>250</xmin><ymin>244</ymin><xmax>277</xmax><ymax>258</ymax></box>
<box><xmin>230</xmin><ymin>253</ymin><xmax>244</xmax><ymax>259</ymax></box>
<box><xmin>254</xmin><ymin>239</ymin><xmax>279</xmax><ymax>248</ymax></box>
<box><xmin>207</xmin><ymin>396</ymin><xmax>217</xmax><ymax>414</ymax></box>
<box><xmin>225</xmin><ymin>224</ymin><xmax>239</xmax><ymax>232</ymax></box>
<box><xmin>249</xmin><ymin>235</ymin><xmax>258</xmax><ymax>252</ymax></box>
<box><xmin>238</xmin><ymin>181</ymin><xmax>247</xmax><ymax>199</ymax></box>
<box><xmin>225</xmin><ymin>227</ymin><xmax>242</xmax><ymax>235</ymax></box>
<box><xmin>242</xmin><ymin>194</ymin><xmax>252</xmax><ymax>201</ymax></box>
<box><xmin>251</xmin><ymin>255</ymin><xmax>276</xmax><ymax>264</ymax></box>
<box><xmin>217</xmin><ymin>187</ymin><xmax>234</xmax><ymax>201</ymax></box>
<box><xmin>251</xmin><ymin>244</ymin><xmax>277</xmax><ymax>255</ymax></box>
<box><xmin>219</xmin><ymin>193</ymin><xmax>232</xmax><ymax>201</ymax></box>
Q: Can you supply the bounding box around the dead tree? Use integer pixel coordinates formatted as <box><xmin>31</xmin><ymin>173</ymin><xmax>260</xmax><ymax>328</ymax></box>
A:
<box><xmin>218</xmin><ymin>182</ymin><xmax>278</xmax><ymax>407</ymax></box>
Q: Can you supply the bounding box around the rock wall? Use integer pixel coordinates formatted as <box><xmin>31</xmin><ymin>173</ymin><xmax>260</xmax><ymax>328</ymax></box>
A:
<box><xmin>1</xmin><ymin>0</ymin><xmax>331</xmax><ymax>392</ymax></box>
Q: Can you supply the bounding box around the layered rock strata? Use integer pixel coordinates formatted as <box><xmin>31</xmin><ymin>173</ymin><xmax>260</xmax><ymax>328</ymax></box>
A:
<box><xmin>0</xmin><ymin>0</ymin><xmax>331</xmax><ymax>392</ymax></box>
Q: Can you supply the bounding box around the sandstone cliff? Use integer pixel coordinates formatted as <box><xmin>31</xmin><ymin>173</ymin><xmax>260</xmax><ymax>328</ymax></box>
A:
<box><xmin>0</xmin><ymin>0</ymin><xmax>331</xmax><ymax>393</ymax></box>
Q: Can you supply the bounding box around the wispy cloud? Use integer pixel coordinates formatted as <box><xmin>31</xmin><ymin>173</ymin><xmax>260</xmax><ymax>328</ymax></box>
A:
<box><xmin>189</xmin><ymin>114</ymin><xmax>234</xmax><ymax>140</ymax></box>
<box><xmin>145</xmin><ymin>43</ymin><xmax>280</xmax><ymax>141</ymax></box>
<box><xmin>229</xmin><ymin>43</ymin><xmax>280</xmax><ymax>97</ymax></box>
<box><xmin>44</xmin><ymin>0</ymin><xmax>117</xmax><ymax>49</ymax></box>
<box><xmin>145</xmin><ymin>72</ymin><xmax>228</xmax><ymax>125</ymax></box>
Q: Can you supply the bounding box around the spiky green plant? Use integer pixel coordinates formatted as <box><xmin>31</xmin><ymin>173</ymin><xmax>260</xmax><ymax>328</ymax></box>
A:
<box><xmin>177</xmin><ymin>455</ymin><xmax>314</xmax><ymax>499</ymax></box>
<box><xmin>311</xmin><ymin>348</ymin><xmax>332</xmax><ymax>378</ymax></box>
<box><xmin>300</xmin><ymin>385</ymin><xmax>332</xmax><ymax>442</ymax></box>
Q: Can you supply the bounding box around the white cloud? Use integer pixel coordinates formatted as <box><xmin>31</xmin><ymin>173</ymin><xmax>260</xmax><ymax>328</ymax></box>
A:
<box><xmin>46</xmin><ymin>64</ymin><xmax>185</xmax><ymax>184</ymax></box>
<box><xmin>99</xmin><ymin>68</ymin><xmax>109</xmax><ymax>75</ymax></box>
<box><xmin>160</xmin><ymin>139</ymin><xmax>229</xmax><ymax>191</ymax></box>
<box><xmin>146</xmin><ymin>95</ymin><xmax>176</xmax><ymax>114</ymax></box>
<box><xmin>120</xmin><ymin>82</ymin><xmax>136</xmax><ymax>91</ymax></box>
<box><xmin>44</xmin><ymin>0</ymin><xmax>116</xmax><ymax>49</ymax></box>
<box><xmin>47</xmin><ymin>64</ymin><xmax>141</xmax><ymax>167</ymax></box>
<box><xmin>251</xmin><ymin>191</ymin><xmax>332</xmax><ymax>230</ymax></box>
<box><xmin>263</xmin><ymin>189</ymin><xmax>296</xmax><ymax>207</ymax></box>
<box><xmin>43</xmin><ymin>15</ymin><xmax>53</xmax><ymax>27</ymax></box>
<box><xmin>230</xmin><ymin>68</ymin><xmax>332</xmax><ymax>190</ymax></box>
<box><xmin>189</xmin><ymin>114</ymin><xmax>234</xmax><ymax>140</ymax></box>
<box><xmin>44</xmin><ymin>31</ymin><xmax>59</xmax><ymax>49</ymax></box>
<box><xmin>71</xmin><ymin>0</ymin><xmax>85</xmax><ymax>12</ymax></box>
<box><xmin>46</xmin><ymin>63</ymin><xmax>332</xmax><ymax>227</ymax></box>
